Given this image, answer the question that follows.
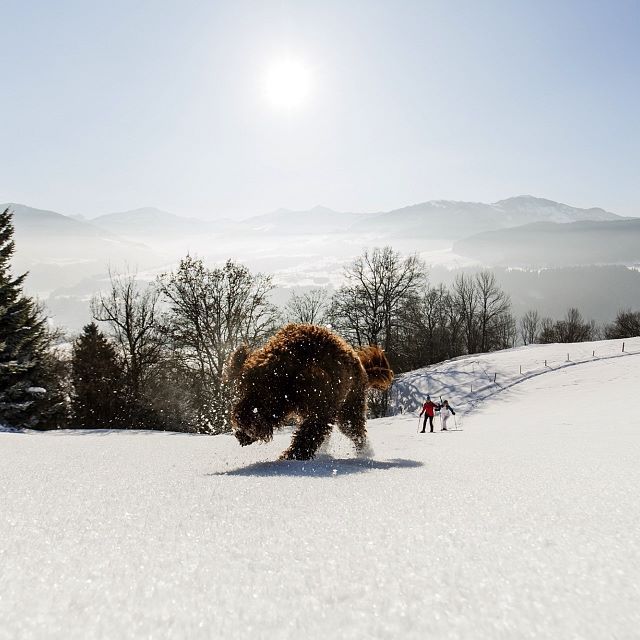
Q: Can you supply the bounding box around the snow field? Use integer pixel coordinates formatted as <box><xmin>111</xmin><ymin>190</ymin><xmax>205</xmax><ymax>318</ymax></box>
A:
<box><xmin>1</xmin><ymin>339</ymin><xmax>640</xmax><ymax>638</ymax></box>
<box><xmin>390</xmin><ymin>336</ymin><xmax>640</xmax><ymax>417</ymax></box>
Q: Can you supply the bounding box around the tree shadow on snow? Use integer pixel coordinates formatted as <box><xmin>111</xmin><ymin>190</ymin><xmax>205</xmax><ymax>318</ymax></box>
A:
<box><xmin>211</xmin><ymin>456</ymin><xmax>423</xmax><ymax>478</ymax></box>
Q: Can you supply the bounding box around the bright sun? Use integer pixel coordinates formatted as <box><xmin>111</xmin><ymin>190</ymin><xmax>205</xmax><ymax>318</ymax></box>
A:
<box><xmin>264</xmin><ymin>57</ymin><xmax>312</xmax><ymax>110</ymax></box>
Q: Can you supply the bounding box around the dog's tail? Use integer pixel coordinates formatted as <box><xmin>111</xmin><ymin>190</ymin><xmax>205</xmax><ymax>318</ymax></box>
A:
<box><xmin>223</xmin><ymin>344</ymin><xmax>251</xmax><ymax>383</ymax></box>
<box><xmin>356</xmin><ymin>345</ymin><xmax>393</xmax><ymax>391</ymax></box>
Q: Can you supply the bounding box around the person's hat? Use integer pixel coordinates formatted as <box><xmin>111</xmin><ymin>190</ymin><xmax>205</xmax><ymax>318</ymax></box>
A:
<box><xmin>426</xmin><ymin>395</ymin><xmax>431</xmax><ymax>400</ymax></box>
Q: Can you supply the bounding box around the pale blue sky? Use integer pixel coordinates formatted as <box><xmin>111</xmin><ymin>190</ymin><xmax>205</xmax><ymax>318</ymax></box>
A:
<box><xmin>1</xmin><ymin>0</ymin><xmax>638</xmax><ymax>218</ymax></box>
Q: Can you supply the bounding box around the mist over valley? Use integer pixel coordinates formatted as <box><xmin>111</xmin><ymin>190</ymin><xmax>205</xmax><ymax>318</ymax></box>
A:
<box><xmin>5</xmin><ymin>196</ymin><xmax>639</xmax><ymax>332</ymax></box>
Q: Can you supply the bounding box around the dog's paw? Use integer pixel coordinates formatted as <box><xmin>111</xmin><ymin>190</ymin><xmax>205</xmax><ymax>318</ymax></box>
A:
<box><xmin>234</xmin><ymin>430</ymin><xmax>256</xmax><ymax>447</ymax></box>
<box><xmin>279</xmin><ymin>449</ymin><xmax>313</xmax><ymax>461</ymax></box>
<box><xmin>356</xmin><ymin>440</ymin><xmax>375</xmax><ymax>459</ymax></box>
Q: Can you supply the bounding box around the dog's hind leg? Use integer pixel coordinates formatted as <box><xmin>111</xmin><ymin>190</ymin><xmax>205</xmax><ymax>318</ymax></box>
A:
<box><xmin>280</xmin><ymin>415</ymin><xmax>334</xmax><ymax>461</ymax></box>
<box><xmin>336</xmin><ymin>386</ymin><xmax>372</xmax><ymax>456</ymax></box>
<box><xmin>336</xmin><ymin>421</ymin><xmax>370</xmax><ymax>456</ymax></box>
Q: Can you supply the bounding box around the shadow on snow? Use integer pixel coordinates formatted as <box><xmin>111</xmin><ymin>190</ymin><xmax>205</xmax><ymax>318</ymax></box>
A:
<box><xmin>211</xmin><ymin>456</ymin><xmax>423</xmax><ymax>478</ymax></box>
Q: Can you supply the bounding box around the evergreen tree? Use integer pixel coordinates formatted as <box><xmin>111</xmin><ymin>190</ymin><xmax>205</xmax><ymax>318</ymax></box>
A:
<box><xmin>71</xmin><ymin>322</ymin><xmax>125</xmax><ymax>428</ymax></box>
<box><xmin>0</xmin><ymin>208</ymin><xmax>61</xmax><ymax>429</ymax></box>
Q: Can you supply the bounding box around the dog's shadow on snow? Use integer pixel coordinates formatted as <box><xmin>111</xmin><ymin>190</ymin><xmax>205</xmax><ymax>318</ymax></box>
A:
<box><xmin>211</xmin><ymin>456</ymin><xmax>423</xmax><ymax>478</ymax></box>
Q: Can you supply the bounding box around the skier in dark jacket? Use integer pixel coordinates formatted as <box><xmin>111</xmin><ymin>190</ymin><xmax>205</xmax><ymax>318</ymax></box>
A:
<box><xmin>419</xmin><ymin>395</ymin><xmax>440</xmax><ymax>433</ymax></box>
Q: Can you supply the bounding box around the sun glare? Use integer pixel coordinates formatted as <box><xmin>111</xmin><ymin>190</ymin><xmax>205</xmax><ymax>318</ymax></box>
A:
<box><xmin>264</xmin><ymin>56</ymin><xmax>312</xmax><ymax>110</ymax></box>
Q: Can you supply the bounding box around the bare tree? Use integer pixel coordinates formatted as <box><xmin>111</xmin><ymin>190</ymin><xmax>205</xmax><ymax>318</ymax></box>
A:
<box><xmin>452</xmin><ymin>272</ymin><xmax>480</xmax><ymax>354</ymax></box>
<box><xmin>493</xmin><ymin>311</ymin><xmax>517</xmax><ymax>349</ymax></box>
<box><xmin>399</xmin><ymin>284</ymin><xmax>456</xmax><ymax>369</ymax></box>
<box><xmin>450</xmin><ymin>271</ymin><xmax>513</xmax><ymax>354</ymax></box>
<box><xmin>555</xmin><ymin>307</ymin><xmax>594</xmax><ymax>343</ymax></box>
<box><xmin>475</xmin><ymin>271</ymin><xmax>512</xmax><ymax>352</ymax></box>
<box><xmin>158</xmin><ymin>256</ymin><xmax>278</xmax><ymax>432</ymax></box>
<box><xmin>329</xmin><ymin>247</ymin><xmax>427</xmax><ymax>360</ymax></box>
<box><xmin>538</xmin><ymin>317</ymin><xmax>557</xmax><ymax>343</ymax></box>
<box><xmin>537</xmin><ymin>308</ymin><xmax>596</xmax><ymax>344</ymax></box>
<box><xmin>445</xmin><ymin>292</ymin><xmax>465</xmax><ymax>357</ymax></box>
<box><xmin>91</xmin><ymin>270</ymin><xmax>164</xmax><ymax>408</ymax></box>
<box><xmin>284</xmin><ymin>288</ymin><xmax>329</xmax><ymax>325</ymax></box>
<box><xmin>519</xmin><ymin>309</ymin><xmax>540</xmax><ymax>345</ymax></box>
<box><xmin>329</xmin><ymin>283</ymin><xmax>371</xmax><ymax>347</ymax></box>
<box><xmin>160</xmin><ymin>257</ymin><xmax>277</xmax><ymax>379</ymax></box>
<box><xmin>604</xmin><ymin>309</ymin><xmax>640</xmax><ymax>339</ymax></box>
<box><xmin>328</xmin><ymin>247</ymin><xmax>426</xmax><ymax>415</ymax></box>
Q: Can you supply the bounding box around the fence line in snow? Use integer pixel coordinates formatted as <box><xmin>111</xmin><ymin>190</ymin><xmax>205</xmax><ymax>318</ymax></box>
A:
<box><xmin>494</xmin><ymin>344</ymin><xmax>638</xmax><ymax>396</ymax></box>
<box><xmin>391</xmin><ymin>340</ymin><xmax>640</xmax><ymax>416</ymax></box>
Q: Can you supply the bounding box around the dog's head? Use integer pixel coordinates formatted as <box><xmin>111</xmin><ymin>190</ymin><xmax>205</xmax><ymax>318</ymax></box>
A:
<box><xmin>231</xmin><ymin>399</ymin><xmax>275</xmax><ymax>446</ymax></box>
<box><xmin>233</xmin><ymin>427</ymin><xmax>258</xmax><ymax>447</ymax></box>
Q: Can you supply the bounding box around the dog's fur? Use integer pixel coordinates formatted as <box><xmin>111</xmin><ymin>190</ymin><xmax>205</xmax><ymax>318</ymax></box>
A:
<box><xmin>224</xmin><ymin>323</ymin><xmax>393</xmax><ymax>460</ymax></box>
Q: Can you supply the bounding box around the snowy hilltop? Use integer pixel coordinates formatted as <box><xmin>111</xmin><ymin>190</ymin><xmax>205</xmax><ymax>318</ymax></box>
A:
<box><xmin>389</xmin><ymin>336</ymin><xmax>640</xmax><ymax>418</ymax></box>
<box><xmin>2</xmin><ymin>336</ymin><xmax>640</xmax><ymax>638</ymax></box>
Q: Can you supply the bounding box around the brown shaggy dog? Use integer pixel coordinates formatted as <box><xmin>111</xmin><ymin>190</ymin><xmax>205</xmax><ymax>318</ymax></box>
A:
<box><xmin>225</xmin><ymin>323</ymin><xmax>393</xmax><ymax>460</ymax></box>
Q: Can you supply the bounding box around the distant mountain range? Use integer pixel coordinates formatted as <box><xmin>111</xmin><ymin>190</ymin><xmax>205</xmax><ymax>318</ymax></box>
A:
<box><xmin>89</xmin><ymin>207</ymin><xmax>223</xmax><ymax>240</ymax></box>
<box><xmin>240</xmin><ymin>195</ymin><xmax>624</xmax><ymax>240</ymax></box>
<box><xmin>348</xmin><ymin>196</ymin><xmax>623</xmax><ymax>241</ymax></box>
<box><xmin>3</xmin><ymin>195</ymin><xmax>626</xmax><ymax>247</ymax></box>
<box><xmin>2</xmin><ymin>195</ymin><xmax>636</xmax><ymax>280</ymax></box>
<box><xmin>2</xmin><ymin>196</ymin><xmax>638</xmax><ymax>329</ymax></box>
<box><xmin>8</xmin><ymin>203</ymin><xmax>118</xmax><ymax>239</ymax></box>
<box><xmin>1</xmin><ymin>203</ymin><xmax>162</xmax><ymax>293</ymax></box>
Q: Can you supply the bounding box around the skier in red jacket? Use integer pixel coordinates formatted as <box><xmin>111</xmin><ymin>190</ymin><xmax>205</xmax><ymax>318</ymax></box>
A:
<box><xmin>419</xmin><ymin>395</ymin><xmax>440</xmax><ymax>433</ymax></box>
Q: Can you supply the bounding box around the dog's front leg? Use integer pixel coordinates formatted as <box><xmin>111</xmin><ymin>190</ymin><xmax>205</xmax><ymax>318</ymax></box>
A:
<box><xmin>280</xmin><ymin>415</ymin><xmax>333</xmax><ymax>461</ymax></box>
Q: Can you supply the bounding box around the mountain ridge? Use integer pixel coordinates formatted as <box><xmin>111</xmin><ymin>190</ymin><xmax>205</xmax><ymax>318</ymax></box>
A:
<box><xmin>453</xmin><ymin>218</ymin><xmax>640</xmax><ymax>267</ymax></box>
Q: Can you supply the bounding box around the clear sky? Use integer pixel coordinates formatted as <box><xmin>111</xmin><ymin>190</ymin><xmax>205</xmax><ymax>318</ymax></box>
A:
<box><xmin>1</xmin><ymin>0</ymin><xmax>638</xmax><ymax>218</ymax></box>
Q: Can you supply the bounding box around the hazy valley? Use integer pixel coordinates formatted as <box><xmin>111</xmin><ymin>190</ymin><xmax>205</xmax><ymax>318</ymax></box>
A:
<box><xmin>4</xmin><ymin>195</ymin><xmax>639</xmax><ymax>331</ymax></box>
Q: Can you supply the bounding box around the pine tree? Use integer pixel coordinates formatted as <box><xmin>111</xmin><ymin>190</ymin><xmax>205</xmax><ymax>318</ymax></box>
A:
<box><xmin>71</xmin><ymin>322</ymin><xmax>125</xmax><ymax>428</ymax></box>
<box><xmin>0</xmin><ymin>207</ymin><xmax>55</xmax><ymax>429</ymax></box>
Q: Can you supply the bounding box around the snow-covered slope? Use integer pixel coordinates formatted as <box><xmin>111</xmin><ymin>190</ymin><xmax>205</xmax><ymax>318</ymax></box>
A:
<box><xmin>390</xmin><ymin>336</ymin><xmax>640</xmax><ymax>417</ymax></box>
<box><xmin>2</xmin><ymin>339</ymin><xmax>640</xmax><ymax>638</ymax></box>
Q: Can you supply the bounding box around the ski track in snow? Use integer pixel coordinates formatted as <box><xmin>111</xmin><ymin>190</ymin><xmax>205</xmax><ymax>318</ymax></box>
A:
<box><xmin>2</xmin><ymin>338</ymin><xmax>640</xmax><ymax>639</ymax></box>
